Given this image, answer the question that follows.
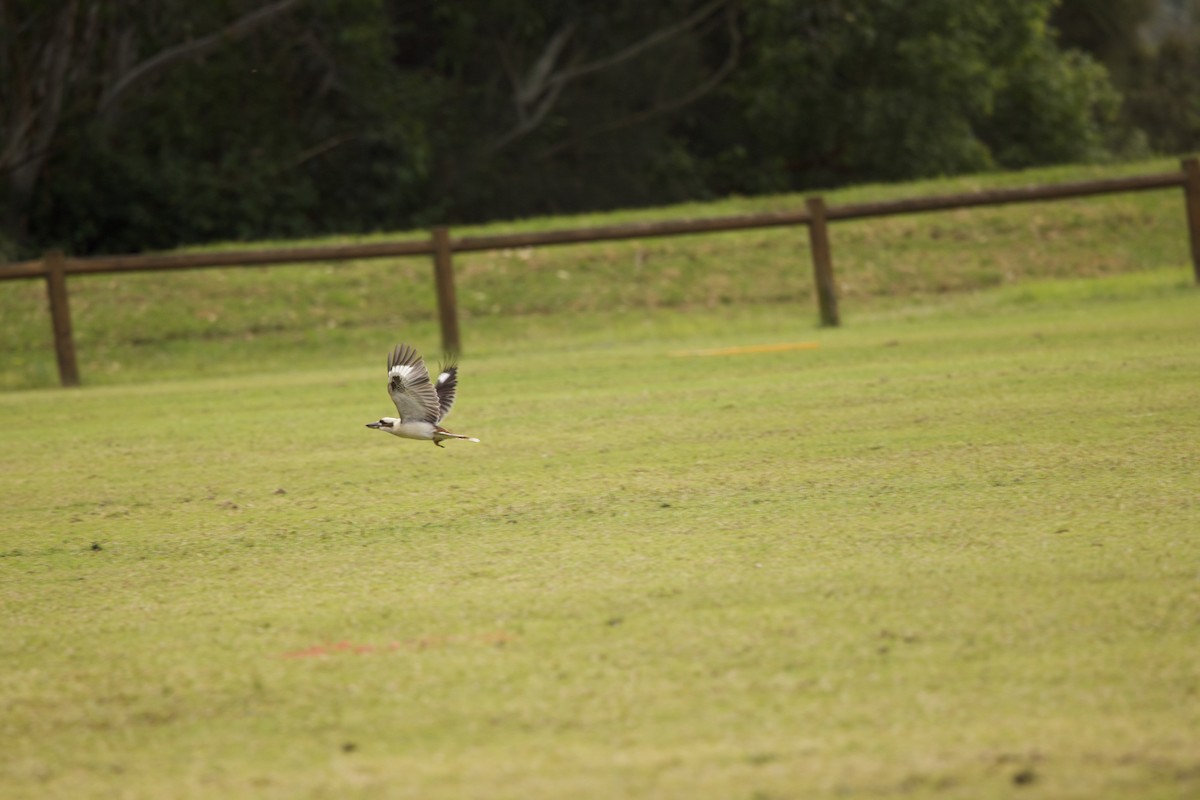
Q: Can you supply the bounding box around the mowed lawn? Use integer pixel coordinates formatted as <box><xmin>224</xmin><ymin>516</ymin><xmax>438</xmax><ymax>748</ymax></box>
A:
<box><xmin>1</xmin><ymin>269</ymin><xmax>1198</xmax><ymax>799</ymax></box>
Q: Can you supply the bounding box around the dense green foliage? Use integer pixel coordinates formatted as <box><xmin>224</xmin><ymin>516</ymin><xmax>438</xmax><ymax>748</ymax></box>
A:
<box><xmin>1</xmin><ymin>0</ymin><xmax>1196</xmax><ymax>257</ymax></box>
<box><xmin>723</xmin><ymin>0</ymin><xmax>1122</xmax><ymax>189</ymax></box>
<box><xmin>1053</xmin><ymin>0</ymin><xmax>1200</xmax><ymax>154</ymax></box>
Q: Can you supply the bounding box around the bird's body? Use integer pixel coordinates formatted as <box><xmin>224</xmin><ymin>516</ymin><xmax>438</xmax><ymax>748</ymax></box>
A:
<box><xmin>366</xmin><ymin>344</ymin><xmax>479</xmax><ymax>447</ymax></box>
<box><xmin>381</xmin><ymin>419</ymin><xmax>442</xmax><ymax>442</ymax></box>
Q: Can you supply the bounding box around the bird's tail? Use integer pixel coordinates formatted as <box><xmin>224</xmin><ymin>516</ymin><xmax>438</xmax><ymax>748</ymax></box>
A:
<box><xmin>436</xmin><ymin>430</ymin><xmax>479</xmax><ymax>444</ymax></box>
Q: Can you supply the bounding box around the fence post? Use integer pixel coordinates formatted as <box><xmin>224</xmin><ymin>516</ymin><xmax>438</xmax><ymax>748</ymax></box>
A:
<box><xmin>431</xmin><ymin>226</ymin><xmax>462</xmax><ymax>356</ymax></box>
<box><xmin>805</xmin><ymin>196</ymin><xmax>840</xmax><ymax>327</ymax></box>
<box><xmin>44</xmin><ymin>250</ymin><xmax>80</xmax><ymax>387</ymax></box>
<box><xmin>1182</xmin><ymin>157</ymin><xmax>1200</xmax><ymax>284</ymax></box>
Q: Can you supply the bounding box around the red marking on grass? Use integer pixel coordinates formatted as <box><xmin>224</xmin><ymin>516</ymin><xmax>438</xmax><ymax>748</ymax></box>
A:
<box><xmin>281</xmin><ymin>631</ymin><xmax>516</xmax><ymax>659</ymax></box>
<box><xmin>283</xmin><ymin>645</ymin><xmax>329</xmax><ymax>659</ymax></box>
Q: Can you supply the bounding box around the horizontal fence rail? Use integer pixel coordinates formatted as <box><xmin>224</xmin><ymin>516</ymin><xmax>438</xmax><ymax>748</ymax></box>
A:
<box><xmin>3</xmin><ymin>158</ymin><xmax>1199</xmax><ymax>387</ymax></box>
<box><xmin>829</xmin><ymin>170</ymin><xmax>1188</xmax><ymax>220</ymax></box>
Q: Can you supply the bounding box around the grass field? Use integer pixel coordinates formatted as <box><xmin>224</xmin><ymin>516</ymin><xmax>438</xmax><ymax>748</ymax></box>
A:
<box><xmin>2</xmin><ymin>159</ymin><xmax>1199</xmax><ymax>798</ymax></box>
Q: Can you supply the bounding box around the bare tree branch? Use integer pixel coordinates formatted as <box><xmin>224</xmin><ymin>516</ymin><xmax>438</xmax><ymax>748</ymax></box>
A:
<box><xmin>540</xmin><ymin>5</ymin><xmax>742</xmax><ymax>160</ymax></box>
<box><xmin>0</xmin><ymin>1</ymin><xmax>9</xmax><ymax>85</ymax></box>
<box><xmin>540</xmin><ymin>3</ymin><xmax>734</xmax><ymax>161</ymax></box>
<box><xmin>97</xmin><ymin>0</ymin><xmax>305</xmax><ymax>120</ymax></box>
<box><xmin>489</xmin><ymin>39</ymin><xmax>578</xmax><ymax>153</ymax></box>
<box><xmin>4</xmin><ymin>2</ymin><xmax>79</xmax><ymax>200</ymax></box>
<box><xmin>486</xmin><ymin>0</ymin><xmax>735</xmax><ymax>155</ymax></box>
<box><xmin>492</xmin><ymin>22</ymin><xmax>578</xmax><ymax>154</ymax></box>
<box><xmin>1</xmin><ymin>0</ymin><xmax>309</xmax><ymax>242</ymax></box>
<box><xmin>557</xmin><ymin>0</ymin><xmax>730</xmax><ymax>85</ymax></box>
<box><xmin>512</xmin><ymin>22</ymin><xmax>577</xmax><ymax>117</ymax></box>
<box><xmin>281</xmin><ymin>132</ymin><xmax>358</xmax><ymax>171</ymax></box>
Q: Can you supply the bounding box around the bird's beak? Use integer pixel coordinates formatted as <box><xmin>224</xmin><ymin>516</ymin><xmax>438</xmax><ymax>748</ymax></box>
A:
<box><xmin>365</xmin><ymin>421</ymin><xmax>384</xmax><ymax>429</ymax></box>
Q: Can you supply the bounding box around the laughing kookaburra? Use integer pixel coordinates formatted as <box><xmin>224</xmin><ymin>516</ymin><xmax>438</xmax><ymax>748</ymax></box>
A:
<box><xmin>366</xmin><ymin>344</ymin><xmax>480</xmax><ymax>447</ymax></box>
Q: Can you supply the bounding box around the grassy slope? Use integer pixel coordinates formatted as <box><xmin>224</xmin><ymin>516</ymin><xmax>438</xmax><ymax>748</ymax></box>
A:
<box><xmin>0</xmin><ymin>156</ymin><xmax>1195</xmax><ymax>389</ymax></box>
<box><xmin>2</xmin><ymin>267</ymin><xmax>1199</xmax><ymax>798</ymax></box>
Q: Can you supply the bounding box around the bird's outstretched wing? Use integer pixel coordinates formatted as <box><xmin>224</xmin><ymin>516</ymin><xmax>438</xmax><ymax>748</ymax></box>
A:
<box><xmin>434</xmin><ymin>358</ymin><xmax>458</xmax><ymax>423</ymax></box>
<box><xmin>387</xmin><ymin>344</ymin><xmax>440</xmax><ymax>423</ymax></box>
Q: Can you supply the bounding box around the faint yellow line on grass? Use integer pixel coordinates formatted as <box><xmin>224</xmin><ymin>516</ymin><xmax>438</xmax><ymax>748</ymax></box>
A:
<box><xmin>669</xmin><ymin>342</ymin><xmax>820</xmax><ymax>357</ymax></box>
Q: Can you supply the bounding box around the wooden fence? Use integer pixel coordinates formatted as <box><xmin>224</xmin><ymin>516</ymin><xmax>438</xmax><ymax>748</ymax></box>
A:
<box><xmin>3</xmin><ymin>158</ymin><xmax>1199</xmax><ymax>387</ymax></box>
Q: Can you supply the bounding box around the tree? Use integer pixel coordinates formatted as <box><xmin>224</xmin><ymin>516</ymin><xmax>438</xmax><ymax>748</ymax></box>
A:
<box><xmin>1050</xmin><ymin>0</ymin><xmax>1158</xmax><ymax>82</ymax></box>
<box><xmin>385</xmin><ymin>0</ymin><xmax>742</xmax><ymax>220</ymax></box>
<box><xmin>1123</xmin><ymin>20</ymin><xmax>1200</xmax><ymax>153</ymax></box>
<box><xmin>4</xmin><ymin>0</ymin><xmax>744</xmax><ymax>253</ymax></box>
<box><xmin>1052</xmin><ymin>0</ymin><xmax>1200</xmax><ymax>154</ymax></box>
<box><xmin>712</xmin><ymin>0</ymin><xmax>1121</xmax><ymax>191</ymax></box>
<box><xmin>0</xmin><ymin>0</ymin><xmax>305</xmax><ymax>246</ymax></box>
<box><xmin>1</xmin><ymin>0</ymin><xmax>1135</xmax><ymax>257</ymax></box>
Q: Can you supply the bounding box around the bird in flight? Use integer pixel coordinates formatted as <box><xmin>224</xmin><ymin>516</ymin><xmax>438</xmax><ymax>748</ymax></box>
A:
<box><xmin>366</xmin><ymin>344</ymin><xmax>480</xmax><ymax>447</ymax></box>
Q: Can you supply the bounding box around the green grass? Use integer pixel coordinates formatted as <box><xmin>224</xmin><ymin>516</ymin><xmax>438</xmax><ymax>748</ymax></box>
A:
<box><xmin>2</xmin><ymin>156</ymin><xmax>1198</xmax><ymax>797</ymax></box>
<box><xmin>2</xmin><ymin>265</ymin><xmax>1199</xmax><ymax>798</ymax></box>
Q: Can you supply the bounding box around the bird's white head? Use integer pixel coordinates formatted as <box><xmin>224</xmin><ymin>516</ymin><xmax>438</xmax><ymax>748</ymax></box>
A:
<box><xmin>366</xmin><ymin>417</ymin><xmax>400</xmax><ymax>433</ymax></box>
